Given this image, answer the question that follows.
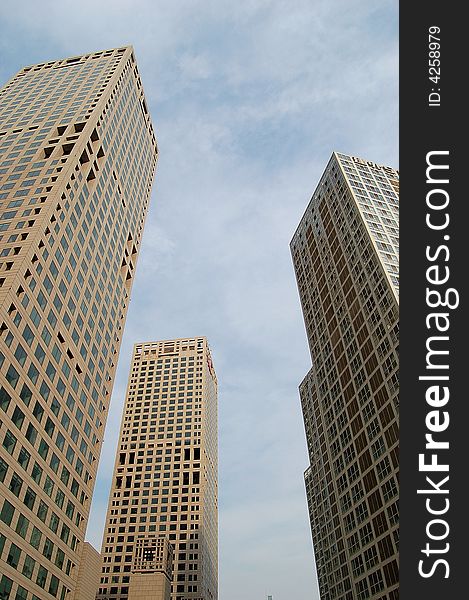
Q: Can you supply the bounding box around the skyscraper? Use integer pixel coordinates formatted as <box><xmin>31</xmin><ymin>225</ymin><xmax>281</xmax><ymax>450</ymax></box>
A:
<box><xmin>0</xmin><ymin>47</ymin><xmax>157</xmax><ymax>600</ymax></box>
<box><xmin>291</xmin><ymin>153</ymin><xmax>399</xmax><ymax>600</ymax></box>
<box><xmin>97</xmin><ymin>337</ymin><xmax>218</xmax><ymax>600</ymax></box>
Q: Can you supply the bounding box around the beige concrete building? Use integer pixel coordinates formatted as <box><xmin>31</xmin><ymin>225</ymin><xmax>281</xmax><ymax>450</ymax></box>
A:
<box><xmin>97</xmin><ymin>337</ymin><xmax>218</xmax><ymax>600</ymax></box>
<box><xmin>128</xmin><ymin>535</ymin><xmax>173</xmax><ymax>600</ymax></box>
<box><xmin>71</xmin><ymin>542</ymin><xmax>102</xmax><ymax>600</ymax></box>
<box><xmin>291</xmin><ymin>153</ymin><xmax>399</xmax><ymax>600</ymax></box>
<box><xmin>0</xmin><ymin>47</ymin><xmax>157</xmax><ymax>600</ymax></box>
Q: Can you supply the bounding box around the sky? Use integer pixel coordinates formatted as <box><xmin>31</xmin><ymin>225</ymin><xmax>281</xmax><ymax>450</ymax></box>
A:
<box><xmin>0</xmin><ymin>2</ymin><xmax>398</xmax><ymax>599</ymax></box>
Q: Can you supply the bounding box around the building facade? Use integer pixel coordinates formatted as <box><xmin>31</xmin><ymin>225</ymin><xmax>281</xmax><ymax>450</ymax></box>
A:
<box><xmin>97</xmin><ymin>337</ymin><xmax>218</xmax><ymax>600</ymax></box>
<box><xmin>71</xmin><ymin>542</ymin><xmax>102</xmax><ymax>600</ymax></box>
<box><xmin>0</xmin><ymin>47</ymin><xmax>157</xmax><ymax>600</ymax></box>
<box><xmin>291</xmin><ymin>153</ymin><xmax>399</xmax><ymax>600</ymax></box>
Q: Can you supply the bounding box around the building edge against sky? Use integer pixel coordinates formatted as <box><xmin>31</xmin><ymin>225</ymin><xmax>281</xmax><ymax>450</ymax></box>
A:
<box><xmin>291</xmin><ymin>153</ymin><xmax>399</xmax><ymax>600</ymax></box>
<box><xmin>97</xmin><ymin>337</ymin><xmax>218</xmax><ymax>600</ymax></box>
<box><xmin>0</xmin><ymin>46</ymin><xmax>157</xmax><ymax>600</ymax></box>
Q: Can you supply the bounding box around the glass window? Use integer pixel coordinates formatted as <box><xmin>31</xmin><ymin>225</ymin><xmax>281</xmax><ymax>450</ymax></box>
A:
<box><xmin>5</xmin><ymin>365</ymin><xmax>20</xmax><ymax>388</ymax></box>
<box><xmin>43</xmin><ymin>537</ymin><xmax>54</xmax><ymax>560</ymax></box>
<box><xmin>55</xmin><ymin>489</ymin><xmax>65</xmax><ymax>510</ymax></box>
<box><xmin>56</xmin><ymin>432</ymin><xmax>65</xmax><ymax>452</ymax></box>
<box><xmin>41</xmin><ymin>326</ymin><xmax>52</xmax><ymax>346</ymax></box>
<box><xmin>32</xmin><ymin>401</ymin><xmax>44</xmax><ymax>423</ymax></box>
<box><xmin>36</xmin><ymin>565</ymin><xmax>48</xmax><ymax>589</ymax></box>
<box><xmin>30</xmin><ymin>526</ymin><xmax>42</xmax><ymax>550</ymax></box>
<box><xmin>45</xmin><ymin>417</ymin><xmax>55</xmax><ymax>438</ymax></box>
<box><xmin>22</xmin><ymin>554</ymin><xmax>36</xmax><ymax>579</ymax></box>
<box><xmin>65</xmin><ymin>500</ymin><xmax>74</xmax><ymax>520</ymax></box>
<box><xmin>0</xmin><ymin>457</ymin><xmax>8</xmax><ymax>483</ymax></box>
<box><xmin>51</xmin><ymin>397</ymin><xmax>60</xmax><ymax>416</ymax></box>
<box><xmin>60</xmin><ymin>523</ymin><xmax>70</xmax><ymax>544</ymax></box>
<box><xmin>14</xmin><ymin>344</ymin><xmax>27</xmax><ymax>366</ymax></box>
<box><xmin>15</xmin><ymin>585</ymin><xmax>28</xmax><ymax>600</ymax></box>
<box><xmin>50</xmin><ymin>453</ymin><xmax>60</xmax><ymax>474</ymax></box>
<box><xmin>11</xmin><ymin>406</ymin><xmax>25</xmax><ymax>430</ymax></box>
<box><xmin>25</xmin><ymin>423</ymin><xmax>37</xmax><ymax>445</ymax></box>
<box><xmin>3</xmin><ymin>430</ymin><xmax>17</xmax><ymax>454</ymax></box>
<box><xmin>31</xmin><ymin>462</ymin><xmax>42</xmax><ymax>483</ymax></box>
<box><xmin>55</xmin><ymin>548</ymin><xmax>65</xmax><ymax>570</ymax></box>
<box><xmin>27</xmin><ymin>363</ymin><xmax>39</xmax><ymax>384</ymax></box>
<box><xmin>0</xmin><ymin>499</ymin><xmax>15</xmax><ymax>525</ymax></box>
<box><xmin>60</xmin><ymin>466</ymin><xmax>70</xmax><ymax>486</ymax></box>
<box><xmin>38</xmin><ymin>438</ymin><xmax>49</xmax><ymax>460</ymax></box>
<box><xmin>6</xmin><ymin>542</ymin><xmax>21</xmax><ymax>568</ymax></box>
<box><xmin>39</xmin><ymin>381</ymin><xmax>50</xmax><ymax>401</ymax></box>
<box><xmin>44</xmin><ymin>475</ymin><xmax>54</xmax><ymax>497</ymax></box>
<box><xmin>9</xmin><ymin>472</ymin><xmax>23</xmax><ymax>497</ymax></box>
<box><xmin>19</xmin><ymin>383</ymin><xmax>32</xmax><ymax>406</ymax></box>
<box><xmin>24</xmin><ymin>487</ymin><xmax>36</xmax><ymax>511</ymax></box>
<box><xmin>15</xmin><ymin>513</ymin><xmax>29</xmax><ymax>539</ymax></box>
<box><xmin>49</xmin><ymin>512</ymin><xmax>59</xmax><ymax>534</ymax></box>
<box><xmin>0</xmin><ymin>576</ymin><xmax>13</xmax><ymax>599</ymax></box>
<box><xmin>0</xmin><ymin>387</ymin><xmax>11</xmax><ymax>412</ymax></box>
<box><xmin>49</xmin><ymin>575</ymin><xmax>59</xmax><ymax>598</ymax></box>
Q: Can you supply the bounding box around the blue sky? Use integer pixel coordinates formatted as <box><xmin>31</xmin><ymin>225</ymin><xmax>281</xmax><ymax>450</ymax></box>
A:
<box><xmin>0</xmin><ymin>2</ymin><xmax>398</xmax><ymax>598</ymax></box>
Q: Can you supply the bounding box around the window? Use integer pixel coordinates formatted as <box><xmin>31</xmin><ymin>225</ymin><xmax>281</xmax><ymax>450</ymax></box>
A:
<box><xmin>0</xmin><ymin>576</ymin><xmax>13</xmax><ymax>600</ymax></box>
<box><xmin>16</xmin><ymin>585</ymin><xmax>28</xmax><ymax>600</ymax></box>
<box><xmin>382</xmin><ymin>477</ymin><xmax>398</xmax><ymax>502</ymax></box>
<box><xmin>15</xmin><ymin>513</ymin><xmax>29</xmax><ymax>539</ymax></box>
<box><xmin>56</xmin><ymin>432</ymin><xmax>65</xmax><ymax>452</ymax></box>
<box><xmin>50</xmin><ymin>453</ymin><xmax>60</xmax><ymax>474</ymax></box>
<box><xmin>364</xmin><ymin>545</ymin><xmax>378</xmax><ymax>570</ymax></box>
<box><xmin>28</xmin><ymin>363</ymin><xmax>39</xmax><ymax>384</ymax></box>
<box><xmin>55</xmin><ymin>548</ymin><xmax>65</xmax><ymax>570</ymax></box>
<box><xmin>24</xmin><ymin>487</ymin><xmax>37</xmax><ymax>511</ymax></box>
<box><xmin>352</xmin><ymin>555</ymin><xmax>364</xmax><ymax>577</ymax></box>
<box><xmin>25</xmin><ymin>423</ymin><xmax>37</xmax><ymax>445</ymax></box>
<box><xmin>44</xmin><ymin>475</ymin><xmax>54</xmax><ymax>497</ymax></box>
<box><xmin>38</xmin><ymin>439</ymin><xmax>49</xmax><ymax>460</ymax></box>
<box><xmin>9</xmin><ymin>472</ymin><xmax>23</xmax><ymax>497</ymax></box>
<box><xmin>55</xmin><ymin>489</ymin><xmax>65</xmax><ymax>510</ymax></box>
<box><xmin>14</xmin><ymin>344</ymin><xmax>27</xmax><ymax>366</ymax></box>
<box><xmin>369</xmin><ymin>569</ymin><xmax>384</xmax><ymax>594</ymax></box>
<box><xmin>376</xmin><ymin>457</ymin><xmax>392</xmax><ymax>481</ymax></box>
<box><xmin>32</xmin><ymin>401</ymin><xmax>44</xmax><ymax>422</ymax></box>
<box><xmin>11</xmin><ymin>406</ymin><xmax>25</xmax><ymax>430</ymax></box>
<box><xmin>45</xmin><ymin>417</ymin><xmax>55</xmax><ymax>437</ymax></box>
<box><xmin>22</xmin><ymin>554</ymin><xmax>36</xmax><ymax>579</ymax></box>
<box><xmin>7</xmin><ymin>542</ymin><xmax>21</xmax><ymax>568</ymax></box>
<box><xmin>18</xmin><ymin>447</ymin><xmax>31</xmax><ymax>470</ymax></box>
<box><xmin>36</xmin><ymin>565</ymin><xmax>48</xmax><ymax>589</ymax></box>
<box><xmin>61</xmin><ymin>466</ymin><xmax>70</xmax><ymax>485</ymax></box>
<box><xmin>356</xmin><ymin>577</ymin><xmax>369</xmax><ymax>600</ymax></box>
<box><xmin>356</xmin><ymin>501</ymin><xmax>369</xmax><ymax>524</ymax></box>
<box><xmin>5</xmin><ymin>365</ymin><xmax>20</xmax><ymax>388</ymax></box>
<box><xmin>0</xmin><ymin>387</ymin><xmax>11</xmax><ymax>412</ymax></box>
<box><xmin>23</xmin><ymin>325</ymin><xmax>34</xmax><ymax>346</ymax></box>
<box><xmin>0</xmin><ymin>457</ymin><xmax>8</xmax><ymax>483</ymax></box>
<box><xmin>0</xmin><ymin>499</ymin><xmax>15</xmax><ymax>526</ymax></box>
<box><xmin>49</xmin><ymin>575</ymin><xmax>59</xmax><ymax>597</ymax></box>
<box><xmin>43</xmin><ymin>537</ymin><xmax>54</xmax><ymax>560</ymax></box>
<box><xmin>3</xmin><ymin>430</ymin><xmax>17</xmax><ymax>454</ymax></box>
<box><xmin>360</xmin><ymin>523</ymin><xmax>374</xmax><ymax>546</ymax></box>
<box><xmin>30</xmin><ymin>526</ymin><xmax>42</xmax><ymax>550</ymax></box>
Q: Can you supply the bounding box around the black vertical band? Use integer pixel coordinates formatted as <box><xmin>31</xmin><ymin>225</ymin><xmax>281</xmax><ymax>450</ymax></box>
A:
<box><xmin>400</xmin><ymin>3</ymin><xmax>466</xmax><ymax>598</ymax></box>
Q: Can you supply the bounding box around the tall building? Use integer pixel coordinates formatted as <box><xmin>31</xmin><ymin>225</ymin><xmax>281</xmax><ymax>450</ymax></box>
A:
<box><xmin>97</xmin><ymin>337</ymin><xmax>218</xmax><ymax>600</ymax></box>
<box><xmin>0</xmin><ymin>47</ymin><xmax>157</xmax><ymax>600</ymax></box>
<box><xmin>291</xmin><ymin>153</ymin><xmax>399</xmax><ymax>600</ymax></box>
